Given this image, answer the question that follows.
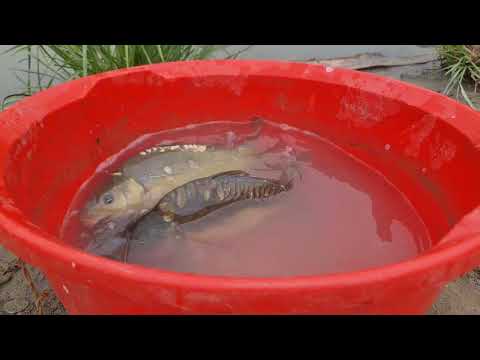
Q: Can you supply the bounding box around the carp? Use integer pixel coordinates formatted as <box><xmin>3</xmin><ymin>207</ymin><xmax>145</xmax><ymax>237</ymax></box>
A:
<box><xmin>135</xmin><ymin>169</ymin><xmax>291</xmax><ymax>226</ymax></box>
<box><xmin>124</xmin><ymin>170</ymin><xmax>292</xmax><ymax>261</ymax></box>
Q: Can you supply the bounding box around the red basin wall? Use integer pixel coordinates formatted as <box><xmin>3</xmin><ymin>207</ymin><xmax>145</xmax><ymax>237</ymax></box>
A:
<box><xmin>1</xmin><ymin>60</ymin><xmax>480</xmax><ymax>314</ymax></box>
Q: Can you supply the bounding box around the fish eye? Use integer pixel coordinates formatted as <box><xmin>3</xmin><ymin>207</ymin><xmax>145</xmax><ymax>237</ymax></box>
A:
<box><xmin>102</xmin><ymin>193</ymin><xmax>114</xmax><ymax>205</ymax></box>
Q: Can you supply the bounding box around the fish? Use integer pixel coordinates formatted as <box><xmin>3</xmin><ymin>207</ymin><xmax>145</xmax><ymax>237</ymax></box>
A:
<box><xmin>140</xmin><ymin>170</ymin><xmax>292</xmax><ymax>226</ymax></box>
<box><xmin>124</xmin><ymin>170</ymin><xmax>292</xmax><ymax>261</ymax></box>
<box><xmin>122</xmin><ymin>199</ymin><xmax>284</xmax><ymax>266</ymax></box>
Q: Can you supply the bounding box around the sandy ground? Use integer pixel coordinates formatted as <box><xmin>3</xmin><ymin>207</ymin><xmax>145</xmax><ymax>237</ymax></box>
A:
<box><xmin>1</xmin><ymin>49</ymin><xmax>479</xmax><ymax>315</ymax></box>
<box><xmin>0</xmin><ymin>245</ymin><xmax>66</xmax><ymax>315</ymax></box>
<box><xmin>429</xmin><ymin>270</ymin><xmax>480</xmax><ymax>315</ymax></box>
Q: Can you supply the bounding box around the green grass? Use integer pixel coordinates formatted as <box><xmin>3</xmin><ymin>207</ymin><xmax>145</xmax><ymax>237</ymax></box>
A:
<box><xmin>438</xmin><ymin>45</ymin><xmax>480</xmax><ymax>109</ymax></box>
<box><xmin>1</xmin><ymin>45</ymin><xmax>252</xmax><ymax>110</ymax></box>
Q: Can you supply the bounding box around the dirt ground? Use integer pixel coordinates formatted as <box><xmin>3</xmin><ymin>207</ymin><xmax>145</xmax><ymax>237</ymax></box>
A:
<box><xmin>0</xmin><ymin>245</ymin><xmax>66</xmax><ymax>315</ymax></box>
<box><xmin>1</xmin><ymin>50</ymin><xmax>480</xmax><ymax>315</ymax></box>
<box><xmin>429</xmin><ymin>270</ymin><xmax>480</xmax><ymax>315</ymax></box>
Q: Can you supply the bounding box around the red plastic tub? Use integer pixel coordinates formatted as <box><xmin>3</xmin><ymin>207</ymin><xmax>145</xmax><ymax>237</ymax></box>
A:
<box><xmin>1</xmin><ymin>60</ymin><xmax>480</xmax><ymax>314</ymax></box>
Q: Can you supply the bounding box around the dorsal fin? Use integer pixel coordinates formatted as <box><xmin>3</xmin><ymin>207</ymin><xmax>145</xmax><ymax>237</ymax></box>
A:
<box><xmin>211</xmin><ymin>170</ymin><xmax>250</xmax><ymax>178</ymax></box>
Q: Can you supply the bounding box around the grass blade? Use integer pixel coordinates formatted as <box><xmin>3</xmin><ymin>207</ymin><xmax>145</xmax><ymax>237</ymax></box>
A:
<box><xmin>125</xmin><ymin>45</ymin><xmax>130</xmax><ymax>67</ymax></box>
<box><xmin>460</xmin><ymin>84</ymin><xmax>477</xmax><ymax>110</ymax></box>
<box><xmin>156</xmin><ymin>45</ymin><xmax>165</xmax><ymax>62</ymax></box>
<box><xmin>140</xmin><ymin>46</ymin><xmax>152</xmax><ymax>64</ymax></box>
<box><xmin>82</xmin><ymin>45</ymin><xmax>88</xmax><ymax>77</ymax></box>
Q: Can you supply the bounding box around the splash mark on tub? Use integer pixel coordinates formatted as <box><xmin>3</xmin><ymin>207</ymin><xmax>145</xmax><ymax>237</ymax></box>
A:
<box><xmin>402</xmin><ymin>114</ymin><xmax>437</xmax><ymax>158</ymax></box>
<box><xmin>337</xmin><ymin>90</ymin><xmax>386</xmax><ymax>129</ymax></box>
<box><xmin>192</xmin><ymin>75</ymin><xmax>247</xmax><ymax>96</ymax></box>
<box><xmin>429</xmin><ymin>132</ymin><xmax>457</xmax><ymax>170</ymax></box>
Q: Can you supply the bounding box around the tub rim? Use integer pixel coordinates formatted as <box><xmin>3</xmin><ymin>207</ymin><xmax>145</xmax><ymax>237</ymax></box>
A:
<box><xmin>1</xmin><ymin>59</ymin><xmax>480</xmax><ymax>291</ymax></box>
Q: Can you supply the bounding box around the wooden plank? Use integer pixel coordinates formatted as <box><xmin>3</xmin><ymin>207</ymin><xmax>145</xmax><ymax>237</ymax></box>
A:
<box><xmin>302</xmin><ymin>52</ymin><xmax>438</xmax><ymax>70</ymax></box>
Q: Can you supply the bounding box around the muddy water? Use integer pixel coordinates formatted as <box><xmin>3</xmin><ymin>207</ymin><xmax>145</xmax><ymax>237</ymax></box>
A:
<box><xmin>62</xmin><ymin>120</ymin><xmax>432</xmax><ymax>277</ymax></box>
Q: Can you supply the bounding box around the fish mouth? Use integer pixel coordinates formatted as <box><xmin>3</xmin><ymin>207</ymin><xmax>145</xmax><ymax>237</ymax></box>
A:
<box><xmin>79</xmin><ymin>211</ymin><xmax>113</xmax><ymax>231</ymax></box>
<box><xmin>82</xmin><ymin>211</ymin><xmax>138</xmax><ymax>238</ymax></box>
<box><xmin>79</xmin><ymin>213</ymin><xmax>102</xmax><ymax>228</ymax></box>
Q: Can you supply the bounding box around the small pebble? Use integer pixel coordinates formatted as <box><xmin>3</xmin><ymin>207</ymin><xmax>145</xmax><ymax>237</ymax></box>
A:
<box><xmin>163</xmin><ymin>166</ymin><xmax>173</xmax><ymax>175</ymax></box>
<box><xmin>3</xmin><ymin>298</ymin><xmax>29</xmax><ymax>314</ymax></box>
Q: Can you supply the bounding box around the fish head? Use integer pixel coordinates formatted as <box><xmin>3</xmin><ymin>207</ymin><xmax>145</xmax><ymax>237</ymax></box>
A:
<box><xmin>80</xmin><ymin>176</ymin><xmax>147</xmax><ymax>239</ymax></box>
